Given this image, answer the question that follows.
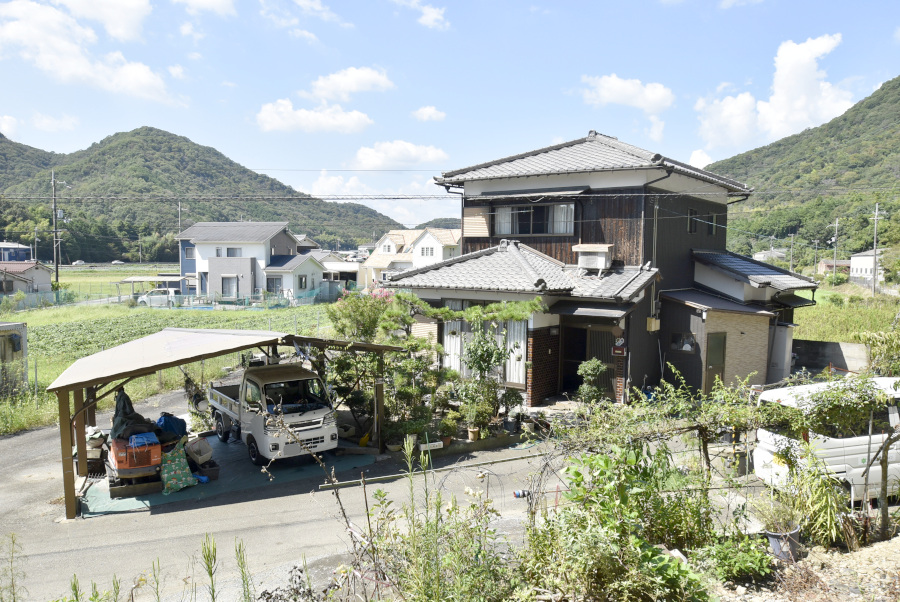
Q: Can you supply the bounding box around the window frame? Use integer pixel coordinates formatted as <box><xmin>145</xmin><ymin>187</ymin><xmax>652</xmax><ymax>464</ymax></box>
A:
<box><xmin>493</xmin><ymin>202</ymin><xmax>575</xmax><ymax>236</ymax></box>
<box><xmin>184</xmin><ymin>246</ymin><xmax>195</xmax><ymax>259</ymax></box>
<box><xmin>226</xmin><ymin>247</ymin><xmax>242</xmax><ymax>258</ymax></box>
<box><xmin>688</xmin><ymin>209</ymin><xmax>699</xmax><ymax>234</ymax></box>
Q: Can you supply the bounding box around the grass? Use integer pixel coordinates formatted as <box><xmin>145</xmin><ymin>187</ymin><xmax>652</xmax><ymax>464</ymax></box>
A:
<box><xmin>0</xmin><ymin>303</ymin><xmax>334</xmax><ymax>435</ymax></box>
<box><xmin>793</xmin><ymin>285</ymin><xmax>899</xmax><ymax>343</ymax></box>
<box><xmin>58</xmin><ymin>263</ymin><xmax>179</xmax><ymax>299</ymax></box>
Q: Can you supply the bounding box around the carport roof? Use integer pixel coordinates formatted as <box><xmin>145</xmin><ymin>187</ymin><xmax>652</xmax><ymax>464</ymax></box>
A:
<box><xmin>48</xmin><ymin>328</ymin><xmax>286</xmax><ymax>392</ymax></box>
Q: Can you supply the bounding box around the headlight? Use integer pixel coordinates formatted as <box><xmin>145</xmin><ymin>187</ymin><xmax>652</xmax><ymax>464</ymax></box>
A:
<box><xmin>323</xmin><ymin>411</ymin><xmax>336</xmax><ymax>426</ymax></box>
<box><xmin>265</xmin><ymin>418</ymin><xmax>276</xmax><ymax>428</ymax></box>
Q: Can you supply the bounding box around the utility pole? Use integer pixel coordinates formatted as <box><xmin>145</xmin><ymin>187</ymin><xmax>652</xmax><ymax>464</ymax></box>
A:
<box><xmin>33</xmin><ymin>226</ymin><xmax>38</xmax><ymax>261</ymax></box>
<box><xmin>789</xmin><ymin>233</ymin><xmax>794</xmax><ymax>272</ymax></box>
<box><xmin>831</xmin><ymin>218</ymin><xmax>839</xmax><ymax>286</ymax></box>
<box><xmin>51</xmin><ymin>170</ymin><xmax>59</xmax><ymax>284</ymax></box>
<box><xmin>812</xmin><ymin>239</ymin><xmax>820</xmax><ymax>272</ymax></box>
<box><xmin>178</xmin><ymin>200</ymin><xmax>182</xmax><ymax>232</ymax></box>
<box><xmin>871</xmin><ymin>203</ymin><xmax>888</xmax><ymax>297</ymax></box>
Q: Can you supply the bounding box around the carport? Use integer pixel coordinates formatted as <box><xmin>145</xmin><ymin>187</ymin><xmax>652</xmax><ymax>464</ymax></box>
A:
<box><xmin>48</xmin><ymin>328</ymin><xmax>401</xmax><ymax>519</ymax></box>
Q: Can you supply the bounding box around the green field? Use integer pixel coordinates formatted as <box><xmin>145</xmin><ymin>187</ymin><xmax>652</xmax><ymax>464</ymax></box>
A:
<box><xmin>58</xmin><ymin>263</ymin><xmax>180</xmax><ymax>298</ymax></box>
<box><xmin>792</xmin><ymin>286</ymin><xmax>899</xmax><ymax>343</ymax></box>
<box><xmin>1</xmin><ymin>303</ymin><xmax>334</xmax><ymax>435</ymax></box>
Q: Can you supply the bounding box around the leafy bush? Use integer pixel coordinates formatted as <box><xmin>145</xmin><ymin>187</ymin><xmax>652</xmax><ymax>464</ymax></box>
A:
<box><xmin>576</xmin><ymin>357</ymin><xmax>609</xmax><ymax>402</ymax></box>
<box><xmin>824</xmin><ymin>273</ymin><xmax>848</xmax><ymax>286</ymax></box>
<box><xmin>695</xmin><ymin>537</ymin><xmax>772</xmax><ymax>583</ymax></box>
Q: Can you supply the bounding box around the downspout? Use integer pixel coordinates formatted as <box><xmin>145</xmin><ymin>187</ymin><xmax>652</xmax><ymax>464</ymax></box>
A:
<box><xmin>645</xmin><ymin>166</ymin><xmax>673</xmax><ymax>382</ymax></box>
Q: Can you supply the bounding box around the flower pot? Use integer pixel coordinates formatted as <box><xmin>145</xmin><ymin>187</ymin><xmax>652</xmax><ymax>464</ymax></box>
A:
<box><xmin>766</xmin><ymin>526</ymin><xmax>800</xmax><ymax>562</ymax></box>
<box><xmin>441</xmin><ymin>435</ymin><xmax>452</xmax><ymax>447</ymax></box>
<box><xmin>467</xmin><ymin>427</ymin><xmax>480</xmax><ymax>442</ymax></box>
<box><xmin>503</xmin><ymin>419</ymin><xmax>520</xmax><ymax>434</ymax></box>
<box><xmin>385</xmin><ymin>443</ymin><xmax>402</xmax><ymax>452</ymax></box>
<box><xmin>522</xmin><ymin>421</ymin><xmax>535</xmax><ymax>433</ymax></box>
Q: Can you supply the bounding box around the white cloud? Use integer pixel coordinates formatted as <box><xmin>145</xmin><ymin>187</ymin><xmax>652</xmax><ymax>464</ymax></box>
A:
<box><xmin>895</xmin><ymin>26</ymin><xmax>900</xmax><ymax>43</ymax></box>
<box><xmin>52</xmin><ymin>0</ymin><xmax>151</xmax><ymax>41</ymax></box>
<box><xmin>720</xmin><ymin>0</ymin><xmax>763</xmax><ymax>8</ymax></box>
<box><xmin>689</xmin><ymin>149</ymin><xmax>713</xmax><ymax>169</ymax></box>
<box><xmin>581</xmin><ymin>74</ymin><xmax>675</xmax><ymax>114</ymax></box>
<box><xmin>293</xmin><ymin>0</ymin><xmax>350</xmax><ymax>26</ymax></box>
<box><xmin>168</xmin><ymin>64</ymin><xmax>185</xmax><ymax>79</ymax></box>
<box><xmin>0</xmin><ymin>1</ymin><xmax>171</xmax><ymax>102</ymax></box>
<box><xmin>0</xmin><ymin>115</ymin><xmax>18</xmax><ymax>138</ymax></box>
<box><xmin>187</xmin><ymin>51</ymin><xmax>203</xmax><ymax>60</ymax></box>
<box><xmin>180</xmin><ymin>22</ymin><xmax>204</xmax><ymax>42</ymax></box>
<box><xmin>172</xmin><ymin>0</ymin><xmax>235</xmax><ymax>17</ymax></box>
<box><xmin>391</xmin><ymin>0</ymin><xmax>449</xmax><ymax>30</ymax></box>
<box><xmin>354</xmin><ymin>140</ymin><xmax>448</xmax><ymax>169</ymax></box>
<box><xmin>645</xmin><ymin>115</ymin><xmax>665</xmax><ymax>142</ymax></box>
<box><xmin>695</xmin><ymin>33</ymin><xmax>853</xmax><ymax>149</ymax></box>
<box><xmin>304</xmin><ymin>66</ymin><xmax>394</xmax><ymax>102</ymax></box>
<box><xmin>310</xmin><ymin>170</ymin><xmax>374</xmax><ymax>197</ymax></box>
<box><xmin>412</xmin><ymin>105</ymin><xmax>445</xmax><ymax>121</ymax></box>
<box><xmin>256</xmin><ymin>99</ymin><xmax>373</xmax><ymax>133</ymax></box>
<box><xmin>33</xmin><ymin>112</ymin><xmax>78</xmax><ymax>131</ymax></box>
<box><xmin>289</xmin><ymin>29</ymin><xmax>317</xmax><ymax>42</ymax></box>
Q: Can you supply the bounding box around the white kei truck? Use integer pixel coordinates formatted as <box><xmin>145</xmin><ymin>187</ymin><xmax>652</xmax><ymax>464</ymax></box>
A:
<box><xmin>208</xmin><ymin>363</ymin><xmax>339</xmax><ymax>465</ymax></box>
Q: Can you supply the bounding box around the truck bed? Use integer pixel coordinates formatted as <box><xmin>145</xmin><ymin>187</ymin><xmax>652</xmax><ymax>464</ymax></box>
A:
<box><xmin>211</xmin><ymin>384</ymin><xmax>240</xmax><ymax>401</ymax></box>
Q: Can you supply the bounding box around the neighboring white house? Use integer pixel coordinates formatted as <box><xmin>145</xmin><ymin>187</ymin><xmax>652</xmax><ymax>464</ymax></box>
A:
<box><xmin>849</xmin><ymin>248</ymin><xmax>887</xmax><ymax>286</ymax></box>
<box><xmin>359</xmin><ymin>228</ymin><xmax>461</xmax><ymax>290</ymax></box>
<box><xmin>0</xmin><ymin>261</ymin><xmax>52</xmax><ymax>293</ymax></box>
<box><xmin>176</xmin><ymin>222</ymin><xmax>321</xmax><ymax>300</ymax></box>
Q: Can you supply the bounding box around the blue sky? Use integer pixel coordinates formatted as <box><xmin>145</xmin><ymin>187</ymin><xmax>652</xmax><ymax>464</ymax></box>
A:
<box><xmin>1</xmin><ymin>0</ymin><xmax>898</xmax><ymax>227</ymax></box>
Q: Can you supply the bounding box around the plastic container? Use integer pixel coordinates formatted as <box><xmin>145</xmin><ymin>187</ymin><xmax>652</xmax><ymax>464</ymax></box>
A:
<box><xmin>185</xmin><ymin>437</ymin><xmax>213</xmax><ymax>465</ymax></box>
<box><xmin>197</xmin><ymin>459</ymin><xmax>220</xmax><ymax>481</ymax></box>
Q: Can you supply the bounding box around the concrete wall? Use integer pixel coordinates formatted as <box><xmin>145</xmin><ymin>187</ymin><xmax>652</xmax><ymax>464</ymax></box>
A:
<box><xmin>792</xmin><ymin>339</ymin><xmax>870</xmax><ymax>374</ymax></box>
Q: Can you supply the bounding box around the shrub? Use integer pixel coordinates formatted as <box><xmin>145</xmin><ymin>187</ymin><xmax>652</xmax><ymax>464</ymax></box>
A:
<box><xmin>824</xmin><ymin>294</ymin><xmax>844</xmax><ymax>308</ymax></box>
<box><xmin>695</xmin><ymin>536</ymin><xmax>773</xmax><ymax>583</ymax></box>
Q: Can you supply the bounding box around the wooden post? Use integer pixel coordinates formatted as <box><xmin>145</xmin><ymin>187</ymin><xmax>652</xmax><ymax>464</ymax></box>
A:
<box><xmin>57</xmin><ymin>390</ymin><xmax>77</xmax><ymax>519</ymax></box>
<box><xmin>375</xmin><ymin>352</ymin><xmax>385</xmax><ymax>452</ymax></box>
<box><xmin>86</xmin><ymin>387</ymin><xmax>96</xmax><ymax>427</ymax></box>
<box><xmin>73</xmin><ymin>388</ymin><xmax>87</xmax><ymax>477</ymax></box>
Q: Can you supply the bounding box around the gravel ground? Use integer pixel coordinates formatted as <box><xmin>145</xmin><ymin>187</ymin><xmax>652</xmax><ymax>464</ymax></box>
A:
<box><xmin>715</xmin><ymin>534</ymin><xmax>900</xmax><ymax>602</ymax></box>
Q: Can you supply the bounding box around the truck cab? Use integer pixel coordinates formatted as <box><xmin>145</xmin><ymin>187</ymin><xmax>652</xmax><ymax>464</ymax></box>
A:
<box><xmin>208</xmin><ymin>363</ymin><xmax>338</xmax><ymax>465</ymax></box>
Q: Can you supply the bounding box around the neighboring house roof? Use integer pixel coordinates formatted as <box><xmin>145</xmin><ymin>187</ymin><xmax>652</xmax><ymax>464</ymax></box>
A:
<box><xmin>851</xmin><ymin>248</ymin><xmax>887</xmax><ymax>258</ymax></box>
<box><xmin>693</xmin><ymin>250</ymin><xmax>816</xmax><ymax>292</ymax></box>
<box><xmin>383</xmin><ymin>229</ymin><xmax>423</xmax><ymax>252</ymax></box>
<box><xmin>363</xmin><ymin>252</ymin><xmax>414</xmax><ymax>269</ymax></box>
<box><xmin>413</xmin><ymin>228</ymin><xmax>462</xmax><ymax>247</ymax></box>
<box><xmin>387</xmin><ymin>239</ymin><xmax>657</xmax><ymax>302</ymax></box>
<box><xmin>0</xmin><ymin>260</ymin><xmax>49</xmax><ymax>274</ymax></box>
<box><xmin>818</xmin><ymin>259</ymin><xmax>851</xmax><ymax>266</ymax></box>
<box><xmin>435</xmin><ymin>130</ymin><xmax>751</xmax><ymax>194</ymax></box>
<box><xmin>305</xmin><ymin>250</ymin><xmax>344</xmax><ymax>262</ymax></box>
<box><xmin>177</xmin><ymin>221</ymin><xmax>296</xmax><ymax>244</ymax></box>
<box><xmin>752</xmin><ymin>249</ymin><xmax>787</xmax><ymax>261</ymax></box>
<box><xmin>265</xmin><ymin>255</ymin><xmax>323</xmax><ymax>272</ymax></box>
<box><xmin>323</xmin><ymin>261</ymin><xmax>359</xmax><ymax>273</ymax></box>
<box><xmin>661</xmin><ymin>289</ymin><xmax>776</xmax><ymax>316</ymax></box>
<box><xmin>0</xmin><ymin>242</ymin><xmax>30</xmax><ymax>249</ymax></box>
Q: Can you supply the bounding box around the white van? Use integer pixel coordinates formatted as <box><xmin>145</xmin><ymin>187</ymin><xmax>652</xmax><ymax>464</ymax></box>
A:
<box><xmin>754</xmin><ymin>377</ymin><xmax>900</xmax><ymax>501</ymax></box>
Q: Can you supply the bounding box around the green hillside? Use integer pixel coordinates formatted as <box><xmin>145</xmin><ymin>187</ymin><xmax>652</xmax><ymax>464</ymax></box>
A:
<box><xmin>0</xmin><ymin>127</ymin><xmax>402</xmax><ymax>261</ymax></box>
<box><xmin>709</xmin><ymin>75</ymin><xmax>900</xmax><ymax>277</ymax></box>
<box><xmin>417</xmin><ymin>217</ymin><xmax>461</xmax><ymax>229</ymax></box>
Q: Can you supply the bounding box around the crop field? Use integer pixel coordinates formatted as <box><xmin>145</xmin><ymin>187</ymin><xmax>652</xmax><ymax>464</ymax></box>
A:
<box><xmin>792</xmin><ymin>288</ymin><xmax>899</xmax><ymax>343</ymax></box>
<box><xmin>0</xmin><ymin>303</ymin><xmax>334</xmax><ymax>435</ymax></box>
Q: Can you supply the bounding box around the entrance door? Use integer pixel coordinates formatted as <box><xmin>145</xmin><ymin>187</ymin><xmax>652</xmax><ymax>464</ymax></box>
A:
<box><xmin>704</xmin><ymin>332</ymin><xmax>726</xmax><ymax>394</ymax></box>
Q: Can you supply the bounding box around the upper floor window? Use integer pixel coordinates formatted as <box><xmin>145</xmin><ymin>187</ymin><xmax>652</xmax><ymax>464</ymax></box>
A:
<box><xmin>184</xmin><ymin>247</ymin><xmax>195</xmax><ymax>259</ymax></box>
<box><xmin>495</xmin><ymin>203</ymin><xmax>574</xmax><ymax>236</ymax></box>
<box><xmin>226</xmin><ymin>247</ymin><xmax>242</xmax><ymax>258</ymax></box>
<box><xmin>215</xmin><ymin>247</ymin><xmax>222</xmax><ymax>257</ymax></box>
<box><xmin>707</xmin><ymin>213</ymin><xmax>718</xmax><ymax>236</ymax></box>
<box><xmin>421</xmin><ymin>247</ymin><xmax>434</xmax><ymax>257</ymax></box>
<box><xmin>688</xmin><ymin>209</ymin><xmax>699</xmax><ymax>234</ymax></box>
<box><xmin>382</xmin><ymin>244</ymin><xmax>391</xmax><ymax>253</ymax></box>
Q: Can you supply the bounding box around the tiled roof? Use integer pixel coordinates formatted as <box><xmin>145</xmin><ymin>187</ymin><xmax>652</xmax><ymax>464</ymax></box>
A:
<box><xmin>0</xmin><ymin>260</ymin><xmax>45</xmax><ymax>274</ymax></box>
<box><xmin>385</xmin><ymin>229</ymin><xmax>423</xmax><ymax>252</ymax></box>
<box><xmin>661</xmin><ymin>289</ymin><xmax>776</xmax><ymax>316</ymax></box>
<box><xmin>265</xmin><ymin>254</ymin><xmax>319</xmax><ymax>271</ymax></box>
<box><xmin>363</xmin><ymin>253</ymin><xmax>413</xmax><ymax>269</ymax></box>
<box><xmin>177</xmin><ymin>222</ymin><xmax>289</xmax><ymax>243</ymax></box>
<box><xmin>572</xmin><ymin>267</ymin><xmax>659</xmax><ymax>301</ymax></box>
<box><xmin>436</xmin><ymin>130</ymin><xmax>750</xmax><ymax>193</ymax></box>
<box><xmin>693</xmin><ymin>250</ymin><xmax>817</xmax><ymax>292</ymax></box>
<box><xmin>423</xmin><ymin>228</ymin><xmax>462</xmax><ymax>246</ymax></box>
<box><xmin>388</xmin><ymin>240</ymin><xmax>656</xmax><ymax>302</ymax></box>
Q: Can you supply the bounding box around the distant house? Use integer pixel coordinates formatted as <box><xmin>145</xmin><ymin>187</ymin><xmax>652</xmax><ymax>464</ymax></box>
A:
<box><xmin>0</xmin><ymin>242</ymin><xmax>32</xmax><ymax>262</ymax></box>
<box><xmin>752</xmin><ymin>248</ymin><xmax>787</xmax><ymax>263</ymax></box>
<box><xmin>386</xmin><ymin>131</ymin><xmax>817</xmax><ymax>404</ymax></box>
<box><xmin>359</xmin><ymin>228</ymin><xmax>461</xmax><ymax>290</ymax></box>
<box><xmin>817</xmin><ymin>259</ymin><xmax>850</xmax><ymax>276</ymax></box>
<box><xmin>849</xmin><ymin>248</ymin><xmax>887</xmax><ymax>286</ymax></box>
<box><xmin>175</xmin><ymin>222</ymin><xmax>321</xmax><ymax>300</ymax></box>
<box><xmin>0</xmin><ymin>261</ymin><xmax>52</xmax><ymax>293</ymax></box>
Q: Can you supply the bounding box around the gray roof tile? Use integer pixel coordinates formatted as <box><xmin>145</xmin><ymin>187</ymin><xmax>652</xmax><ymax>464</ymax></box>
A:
<box><xmin>693</xmin><ymin>250</ymin><xmax>816</xmax><ymax>292</ymax></box>
<box><xmin>265</xmin><ymin>254</ymin><xmax>317</xmax><ymax>271</ymax></box>
<box><xmin>572</xmin><ymin>267</ymin><xmax>659</xmax><ymax>301</ymax></box>
<box><xmin>436</xmin><ymin>130</ymin><xmax>750</xmax><ymax>193</ymax></box>
<box><xmin>177</xmin><ymin>221</ymin><xmax>289</xmax><ymax>243</ymax></box>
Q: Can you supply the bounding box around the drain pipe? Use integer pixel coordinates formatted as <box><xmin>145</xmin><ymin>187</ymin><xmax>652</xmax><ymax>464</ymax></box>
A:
<box><xmin>645</xmin><ymin>166</ymin><xmax>674</xmax><ymax>319</ymax></box>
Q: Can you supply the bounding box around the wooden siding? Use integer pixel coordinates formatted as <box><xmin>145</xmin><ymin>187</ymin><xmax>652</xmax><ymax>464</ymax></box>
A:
<box><xmin>462</xmin><ymin>188</ymin><xmax>645</xmax><ymax>264</ymax></box>
<box><xmin>463</xmin><ymin>207</ymin><xmax>489</xmax><ymax>237</ymax></box>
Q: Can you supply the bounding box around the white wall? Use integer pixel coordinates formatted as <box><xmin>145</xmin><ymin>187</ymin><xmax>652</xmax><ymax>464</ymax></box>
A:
<box><xmin>194</xmin><ymin>242</ymin><xmax>268</xmax><ymax>290</ymax></box>
<box><xmin>694</xmin><ymin>263</ymin><xmax>773</xmax><ymax>302</ymax></box>
<box><xmin>411</xmin><ymin>232</ymin><xmax>446</xmax><ymax>269</ymax></box>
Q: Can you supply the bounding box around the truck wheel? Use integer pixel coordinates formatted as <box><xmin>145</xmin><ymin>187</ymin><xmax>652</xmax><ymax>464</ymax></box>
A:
<box><xmin>247</xmin><ymin>436</ymin><xmax>266</xmax><ymax>466</ymax></box>
<box><xmin>215</xmin><ymin>413</ymin><xmax>231</xmax><ymax>443</ymax></box>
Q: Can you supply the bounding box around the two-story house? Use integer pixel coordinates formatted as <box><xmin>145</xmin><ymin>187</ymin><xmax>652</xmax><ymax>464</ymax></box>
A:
<box><xmin>358</xmin><ymin>228</ymin><xmax>461</xmax><ymax>290</ymax></box>
<box><xmin>387</xmin><ymin>131</ymin><xmax>816</xmax><ymax>405</ymax></box>
<box><xmin>176</xmin><ymin>222</ymin><xmax>323</xmax><ymax>300</ymax></box>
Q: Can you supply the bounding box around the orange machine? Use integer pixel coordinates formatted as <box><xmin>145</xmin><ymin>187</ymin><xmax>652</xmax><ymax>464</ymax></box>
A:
<box><xmin>108</xmin><ymin>438</ymin><xmax>162</xmax><ymax>479</ymax></box>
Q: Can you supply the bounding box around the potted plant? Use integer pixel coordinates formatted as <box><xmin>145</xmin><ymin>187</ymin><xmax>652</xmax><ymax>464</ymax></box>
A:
<box><xmin>463</xmin><ymin>400</ymin><xmax>492</xmax><ymax>441</ymax></box>
<box><xmin>500</xmin><ymin>388</ymin><xmax>524</xmax><ymax>434</ymax></box>
<box><xmin>382</xmin><ymin>421</ymin><xmax>404</xmax><ymax>452</ymax></box>
<box><xmin>402</xmin><ymin>418</ymin><xmax>428</xmax><ymax>447</ymax></box>
<box><xmin>751</xmin><ymin>493</ymin><xmax>803</xmax><ymax>562</ymax></box>
<box><xmin>439</xmin><ymin>415</ymin><xmax>458</xmax><ymax>447</ymax></box>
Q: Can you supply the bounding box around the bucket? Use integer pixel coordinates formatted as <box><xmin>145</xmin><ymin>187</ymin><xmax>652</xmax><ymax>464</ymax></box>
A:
<box><xmin>766</xmin><ymin>527</ymin><xmax>800</xmax><ymax>562</ymax></box>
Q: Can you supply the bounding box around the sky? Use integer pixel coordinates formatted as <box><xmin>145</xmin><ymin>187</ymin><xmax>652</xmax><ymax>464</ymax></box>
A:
<box><xmin>1</xmin><ymin>0</ymin><xmax>899</xmax><ymax>228</ymax></box>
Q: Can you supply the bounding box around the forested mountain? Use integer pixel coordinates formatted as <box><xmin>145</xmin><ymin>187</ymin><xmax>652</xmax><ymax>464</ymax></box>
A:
<box><xmin>0</xmin><ymin>127</ymin><xmax>402</xmax><ymax>262</ymax></box>
<box><xmin>710</xmin><ymin>75</ymin><xmax>900</xmax><ymax>276</ymax></box>
<box><xmin>417</xmin><ymin>217</ymin><xmax>461</xmax><ymax>229</ymax></box>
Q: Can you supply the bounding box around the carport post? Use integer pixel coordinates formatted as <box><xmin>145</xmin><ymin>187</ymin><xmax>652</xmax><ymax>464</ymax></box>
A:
<box><xmin>73</xmin><ymin>388</ymin><xmax>87</xmax><ymax>477</ymax></box>
<box><xmin>375</xmin><ymin>352</ymin><xmax>384</xmax><ymax>452</ymax></box>
<box><xmin>57</xmin><ymin>389</ymin><xmax>77</xmax><ymax>519</ymax></box>
<box><xmin>86</xmin><ymin>387</ymin><xmax>96</xmax><ymax>427</ymax></box>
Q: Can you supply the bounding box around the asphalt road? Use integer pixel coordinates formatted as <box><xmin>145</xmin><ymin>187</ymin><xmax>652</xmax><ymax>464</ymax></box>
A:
<box><xmin>0</xmin><ymin>390</ymin><xmax>559</xmax><ymax>601</ymax></box>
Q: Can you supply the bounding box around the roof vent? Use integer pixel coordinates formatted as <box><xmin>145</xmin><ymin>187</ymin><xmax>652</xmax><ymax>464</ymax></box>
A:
<box><xmin>572</xmin><ymin>244</ymin><xmax>613</xmax><ymax>272</ymax></box>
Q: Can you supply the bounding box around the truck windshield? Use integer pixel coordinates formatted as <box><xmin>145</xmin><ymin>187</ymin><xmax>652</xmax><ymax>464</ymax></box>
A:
<box><xmin>264</xmin><ymin>379</ymin><xmax>331</xmax><ymax>415</ymax></box>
